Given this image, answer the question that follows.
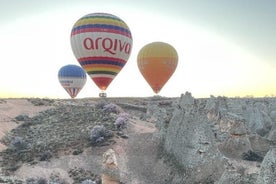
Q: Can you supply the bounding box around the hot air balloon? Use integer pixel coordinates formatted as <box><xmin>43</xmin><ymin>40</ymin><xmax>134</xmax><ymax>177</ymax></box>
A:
<box><xmin>137</xmin><ymin>42</ymin><xmax>178</xmax><ymax>94</ymax></box>
<box><xmin>58</xmin><ymin>64</ymin><xmax>87</xmax><ymax>98</ymax></box>
<box><xmin>70</xmin><ymin>13</ymin><xmax>133</xmax><ymax>97</ymax></box>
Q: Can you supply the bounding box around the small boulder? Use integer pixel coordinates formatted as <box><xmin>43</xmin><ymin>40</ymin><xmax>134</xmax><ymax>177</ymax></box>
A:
<box><xmin>101</xmin><ymin>149</ymin><xmax>120</xmax><ymax>184</ymax></box>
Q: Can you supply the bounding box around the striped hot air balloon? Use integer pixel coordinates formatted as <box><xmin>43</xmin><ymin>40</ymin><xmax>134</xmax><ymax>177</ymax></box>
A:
<box><xmin>137</xmin><ymin>42</ymin><xmax>178</xmax><ymax>94</ymax></box>
<box><xmin>58</xmin><ymin>64</ymin><xmax>87</xmax><ymax>98</ymax></box>
<box><xmin>70</xmin><ymin>13</ymin><xmax>133</xmax><ymax>95</ymax></box>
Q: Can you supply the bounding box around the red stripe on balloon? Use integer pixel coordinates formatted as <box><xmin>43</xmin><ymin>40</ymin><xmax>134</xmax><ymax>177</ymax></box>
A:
<box><xmin>78</xmin><ymin>57</ymin><xmax>127</xmax><ymax>65</ymax></box>
<box><xmin>71</xmin><ymin>28</ymin><xmax>132</xmax><ymax>38</ymax></box>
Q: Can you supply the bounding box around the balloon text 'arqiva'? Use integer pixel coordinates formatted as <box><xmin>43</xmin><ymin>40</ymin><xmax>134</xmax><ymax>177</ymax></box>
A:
<box><xmin>83</xmin><ymin>37</ymin><xmax>131</xmax><ymax>55</ymax></box>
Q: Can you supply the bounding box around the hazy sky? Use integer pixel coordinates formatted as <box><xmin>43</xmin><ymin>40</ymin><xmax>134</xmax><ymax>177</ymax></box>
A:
<box><xmin>1</xmin><ymin>0</ymin><xmax>276</xmax><ymax>98</ymax></box>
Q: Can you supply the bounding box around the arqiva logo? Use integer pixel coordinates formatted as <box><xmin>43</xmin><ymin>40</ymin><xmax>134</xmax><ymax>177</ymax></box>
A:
<box><xmin>83</xmin><ymin>37</ymin><xmax>131</xmax><ymax>55</ymax></box>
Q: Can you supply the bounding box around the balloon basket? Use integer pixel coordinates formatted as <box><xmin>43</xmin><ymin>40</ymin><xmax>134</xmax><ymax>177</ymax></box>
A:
<box><xmin>99</xmin><ymin>92</ymin><xmax>107</xmax><ymax>98</ymax></box>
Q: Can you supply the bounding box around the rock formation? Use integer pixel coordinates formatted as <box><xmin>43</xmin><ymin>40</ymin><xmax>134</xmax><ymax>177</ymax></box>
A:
<box><xmin>256</xmin><ymin>147</ymin><xmax>276</xmax><ymax>184</ymax></box>
<box><xmin>1</xmin><ymin>96</ymin><xmax>276</xmax><ymax>183</ymax></box>
<box><xmin>158</xmin><ymin>92</ymin><xmax>276</xmax><ymax>183</ymax></box>
<box><xmin>163</xmin><ymin>92</ymin><xmax>225</xmax><ymax>183</ymax></box>
<box><xmin>101</xmin><ymin>148</ymin><xmax>120</xmax><ymax>184</ymax></box>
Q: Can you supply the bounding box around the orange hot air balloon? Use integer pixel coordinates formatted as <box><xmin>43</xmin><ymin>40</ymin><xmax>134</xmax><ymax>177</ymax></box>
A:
<box><xmin>137</xmin><ymin>42</ymin><xmax>178</xmax><ymax>94</ymax></box>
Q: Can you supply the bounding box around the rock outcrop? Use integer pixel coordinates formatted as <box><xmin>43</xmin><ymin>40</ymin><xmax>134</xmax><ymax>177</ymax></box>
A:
<box><xmin>256</xmin><ymin>147</ymin><xmax>276</xmax><ymax>184</ymax></box>
<box><xmin>163</xmin><ymin>92</ymin><xmax>225</xmax><ymax>183</ymax></box>
<box><xmin>101</xmin><ymin>148</ymin><xmax>120</xmax><ymax>184</ymax></box>
<box><xmin>159</xmin><ymin>92</ymin><xmax>276</xmax><ymax>183</ymax></box>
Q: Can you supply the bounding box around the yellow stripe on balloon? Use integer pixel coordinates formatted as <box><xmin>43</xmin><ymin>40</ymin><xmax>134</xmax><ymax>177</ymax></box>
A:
<box><xmin>73</xmin><ymin>17</ymin><xmax>129</xmax><ymax>30</ymax></box>
<box><xmin>84</xmin><ymin>67</ymin><xmax>120</xmax><ymax>73</ymax></box>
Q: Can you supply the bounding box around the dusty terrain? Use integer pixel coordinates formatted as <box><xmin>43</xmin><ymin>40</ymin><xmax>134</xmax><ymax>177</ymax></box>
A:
<box><xmin>0</xmin><ymin>95</ymin><xmax>275</xmax><ymax>184</ymax></box>
<box><xmin>0</xmin><ymin>99</ymin><xmax>53</xmax><ymax>152</ymax></box>
<box><xmin>0</xmin><ymin>97</ymin><xmax>175</xmax><ymax>184</ymax></box>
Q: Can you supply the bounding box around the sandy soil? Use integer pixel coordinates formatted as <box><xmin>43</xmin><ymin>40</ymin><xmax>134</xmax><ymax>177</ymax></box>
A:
<box><xmin>0</xmin><ymin>99</ymin><xmax>53</xmax><ymax>151</ymax></box>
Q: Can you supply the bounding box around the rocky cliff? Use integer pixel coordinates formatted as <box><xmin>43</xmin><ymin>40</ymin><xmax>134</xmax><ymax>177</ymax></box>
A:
<box><xmin>157</xmin><ymin>92</ymin><xmax>276</xmax><ymax>183</ymax></box>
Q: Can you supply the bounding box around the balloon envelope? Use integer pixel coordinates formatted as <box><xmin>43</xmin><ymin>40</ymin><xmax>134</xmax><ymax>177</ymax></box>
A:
<box><xmin>58</xmin><ymin>64</ymin><xmax>87</xmax><ymax>98</ymax></box>
<box><xmin>70</xmin><ymin>13</ymin><xmax>133</xmax><ymax>91</ymax></box>
<box><xmin>137</xmin><ymin>42</ymin><xmax>178</xmax><ymax>94</ymax></box>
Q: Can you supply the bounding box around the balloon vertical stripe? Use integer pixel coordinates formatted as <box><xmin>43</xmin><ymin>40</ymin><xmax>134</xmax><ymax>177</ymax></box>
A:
<box><xmin>65</xmin><ymin>88</ymin><xmax>82</xmax><ymax>98</ymax></box>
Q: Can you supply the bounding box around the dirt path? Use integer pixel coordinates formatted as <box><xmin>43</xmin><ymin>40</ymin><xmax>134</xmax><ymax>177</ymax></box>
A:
<box><xmin>112</xmin><ymin>115</ymin><xmax>172</xmax><ymax>184</ymax></box>
<box><xmin>112</xmin><ymin>117</ymin><xmax>158</xmax><ymax>183</ymax></box>
<box><xmin>0</xmin><ymin>99</ymin><xmax>53</xmax><ymax>151</ymax></box>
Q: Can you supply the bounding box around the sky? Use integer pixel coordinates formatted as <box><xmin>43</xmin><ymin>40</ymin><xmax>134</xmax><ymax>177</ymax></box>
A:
<box><xmin>0</xmin><ymin>0</ymin><xmax>276</xmax><ymax>98</ymax></box>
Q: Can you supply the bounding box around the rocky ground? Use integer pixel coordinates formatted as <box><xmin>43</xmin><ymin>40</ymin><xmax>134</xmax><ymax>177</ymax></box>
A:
<box><xmin>0</xmin><ymin>97</ymin><xmax>176</xmax><ymax>184</ymax></box>
<box><xmin>0</xmin><ymin>94</ymin><xmax>275</xmax><ymax>184</ymax></box>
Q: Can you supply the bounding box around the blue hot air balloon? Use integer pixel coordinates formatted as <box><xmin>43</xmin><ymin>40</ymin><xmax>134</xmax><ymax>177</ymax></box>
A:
<box><xmin>58</xmin><ymin>64</ymin><xmax>87</xmax><ymax>98</ymax></box>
